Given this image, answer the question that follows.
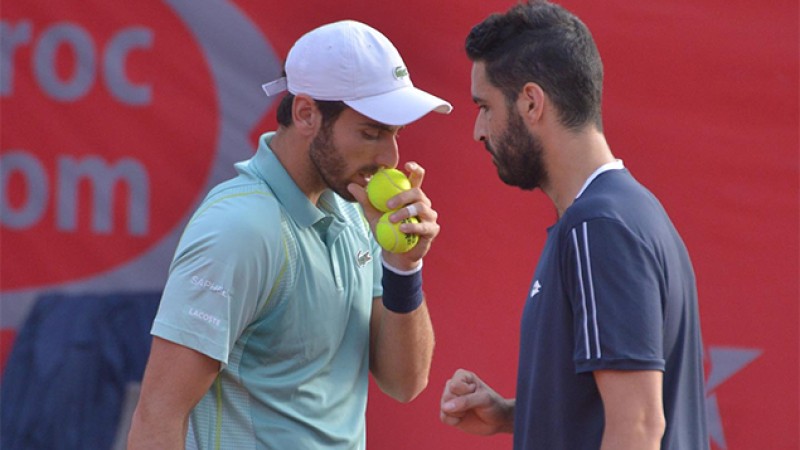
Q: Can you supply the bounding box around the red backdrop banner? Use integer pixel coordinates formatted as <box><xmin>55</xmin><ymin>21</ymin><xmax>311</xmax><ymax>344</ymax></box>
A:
<box><xmin>1</xmin><ymin>1</ymin><xmax>797</xmax><ymax>449</ymax></box>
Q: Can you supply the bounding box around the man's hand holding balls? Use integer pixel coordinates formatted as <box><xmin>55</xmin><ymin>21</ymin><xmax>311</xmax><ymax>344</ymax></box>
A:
<box><xmin>347</xmin><ymin>162</ymin><xmax>439</xmax><ymax>269</ymax></box>
<box><xmin>367</xmin><ymin>168</ymin><xmax>420</xmax><ymax>254</ymax></box>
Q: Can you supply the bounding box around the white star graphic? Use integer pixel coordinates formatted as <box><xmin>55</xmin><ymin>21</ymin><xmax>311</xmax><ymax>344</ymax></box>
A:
<box><xmin>704</xmin><ymin>346</ymin><xmax>762</xmax><ymax>449</ymax></box>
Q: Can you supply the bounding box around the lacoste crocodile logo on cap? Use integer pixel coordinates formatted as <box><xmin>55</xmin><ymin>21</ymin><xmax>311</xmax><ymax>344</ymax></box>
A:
<box><xmin>393</xmin><ymin>66</ymin><xmax>409</xmax><ymax>80</ymax></box>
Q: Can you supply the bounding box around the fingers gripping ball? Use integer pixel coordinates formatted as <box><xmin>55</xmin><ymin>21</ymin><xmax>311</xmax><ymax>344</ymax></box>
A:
<box><xmin>367</xmin><ymin>168</ymin><xmax>419</xmax><ymax>253</ymax></box>
<box><xmin>376</xmin><ymin>213</ymin><xmax>419</xmax><ymax>253</ymax></box>
<box><xmin>367</xmin><ymin>168</ymin><xmax>411</xmax><ymax>212</ymax></box>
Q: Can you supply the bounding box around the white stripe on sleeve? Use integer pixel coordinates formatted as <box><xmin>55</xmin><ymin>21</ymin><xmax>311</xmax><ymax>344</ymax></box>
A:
<box><xmin>571</xmin><ymin>228</ymin><xmax>591</xmax><ymax>359</ymax></box>
<box><xmin>582</xmin><ymin>222</ymin><xmax>602</xmax><ymax>358</ymax></box>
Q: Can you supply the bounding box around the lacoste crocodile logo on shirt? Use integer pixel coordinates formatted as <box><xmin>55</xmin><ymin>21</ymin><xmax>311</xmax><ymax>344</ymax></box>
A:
<box><xmin>356</xmin><ymin>250</ymin><xmax>372</xmax><ymax>268</ymax></box>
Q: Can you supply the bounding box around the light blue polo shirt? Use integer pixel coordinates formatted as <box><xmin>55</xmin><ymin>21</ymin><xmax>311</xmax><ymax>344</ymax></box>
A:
<box><xmin>152</xmin><ymin>132</ymin><xmax>383</xmax><ymax>449</ymax></box>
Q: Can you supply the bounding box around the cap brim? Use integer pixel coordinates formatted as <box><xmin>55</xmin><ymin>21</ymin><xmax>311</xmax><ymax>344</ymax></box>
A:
<box><xmin>344</xmin><ymin>86</ymin><xmax>452</xmax><ymax>126</ymax></box>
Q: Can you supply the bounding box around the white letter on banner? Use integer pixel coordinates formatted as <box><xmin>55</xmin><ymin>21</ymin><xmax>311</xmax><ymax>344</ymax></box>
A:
<box><xmin>105</xmin><ymin>27</ymin><xmax>154</xmax><ymax>105</ymax></box>
<box><xmin>0</xmin><ymin>20</ymin><xmax>33</xmax><ymax>97</ymax></box>
<box><xmin>34</xmin><ymin>23</ymin><xmax>95</xmax><ymax>102</ymax></box>
<box><xmin>0</xmin><ymin>150</ymin><xmax>49</xmax><ymax>229</ymax></box>
<box><xmin>57</xmin><ymin>156</ymin><xmax>150</xmax><ymax>235</ymax></box>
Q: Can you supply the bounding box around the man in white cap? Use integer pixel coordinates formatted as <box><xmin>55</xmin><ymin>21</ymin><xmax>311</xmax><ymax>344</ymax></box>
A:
<box><xmin>128</xmin><ymin>20</ymin><xmax>451</xmax><ymax>449</ymax></box>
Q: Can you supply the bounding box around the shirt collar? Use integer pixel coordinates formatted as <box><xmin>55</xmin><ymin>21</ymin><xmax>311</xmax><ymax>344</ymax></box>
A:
<box><xmin>249</xmin><ymin>132</ymin><xmax>328</xmax><ymax>229</ymax></box>
<box><xmin>575</xmin><ymin>159</ymin><xmax>625</xmax><ymax>199</ymax></box>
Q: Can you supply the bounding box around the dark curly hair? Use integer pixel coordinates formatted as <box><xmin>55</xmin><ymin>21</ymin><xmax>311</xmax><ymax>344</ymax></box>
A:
<box><xmin>466</xmin><ymin>0</ymin><xmax>604</xmax><ymax>131</ymax></box>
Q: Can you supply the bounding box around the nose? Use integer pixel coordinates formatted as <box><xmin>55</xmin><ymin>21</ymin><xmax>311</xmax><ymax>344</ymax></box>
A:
<box><xmin>473</xmin><ymin>114</ymin><xmax>486</xmax><ymax>143</ymax></box>
<box><xmin>375</xmin><ymin>135</ymin><xmax>399</xmax><ymax>169</ymax></box>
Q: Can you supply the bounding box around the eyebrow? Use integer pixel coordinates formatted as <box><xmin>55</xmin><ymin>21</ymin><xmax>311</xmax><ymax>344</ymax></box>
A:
<box><xmin>363</xmin><ymin>122</ymin><xmax>404</xmax><ymax>133</ymax></box>
<box><xmin>472</xmin><ymin>95</ymin><xmax>485</xmax><ymax>104</ymax></box>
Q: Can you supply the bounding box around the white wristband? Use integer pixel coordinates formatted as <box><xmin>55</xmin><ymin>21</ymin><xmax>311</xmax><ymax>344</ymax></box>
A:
<box><xmin>381</xmin><ymin>258</ymin><xmax>423</xmax><ymax>276</ymax></box>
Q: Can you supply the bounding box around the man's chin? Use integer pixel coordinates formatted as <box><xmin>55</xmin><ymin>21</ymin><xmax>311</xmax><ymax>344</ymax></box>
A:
<box><xmin>499</xmin><ymin>171</ymin><xmax>540</xmax><ymax>191</ymax></box>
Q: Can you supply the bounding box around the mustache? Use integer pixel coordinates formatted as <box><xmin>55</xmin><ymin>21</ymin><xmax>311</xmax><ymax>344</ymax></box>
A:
<box><xmin>363</xmin><ymin>164</ymin><xmax>382</xmax><ymax>178</ymax></box>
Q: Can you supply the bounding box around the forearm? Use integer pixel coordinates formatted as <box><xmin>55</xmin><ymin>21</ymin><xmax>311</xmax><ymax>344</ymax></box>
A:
<box><xmin>370</xmin><ymin>299</ymin><xmax>434</xmax><ymax>402</ymax></box>
<box><xmin>497</xmin><ymin>398</ymin><xmax>516</xmax><ymax>434</ymax></box>
<box><xmin>127</xmin><ymin>405</ymin><xmax>189</xmax><ymax>450</ymax></box>
<box><xmin>600</xmin><ymin>419</ymin><xmax>664</xmax><ymax>450</ymax></box>
<box><xmin>595</xmin><ymin>369</ymin><xmax>665</xmax><ymax>450</ymax></box>
<box><xmin>127</xmin><ymin>337</ymin><xmax>219</xmax><ymax>450</ymax></box>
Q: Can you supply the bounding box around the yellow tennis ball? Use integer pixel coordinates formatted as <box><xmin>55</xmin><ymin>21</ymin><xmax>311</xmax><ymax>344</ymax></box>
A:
<box><xmin>367</xmin><ymin>168</ymin><xmax>411</xmax><ymax>212</ymax></box>
<box><xmin>375</xmin><ymin>213</ymin><xmax>419</xmax><ymax>253</ymax></box>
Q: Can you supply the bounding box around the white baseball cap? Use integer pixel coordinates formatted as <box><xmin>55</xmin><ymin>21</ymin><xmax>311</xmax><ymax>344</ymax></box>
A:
<box><xmin>262</xmin><ymin>20</ymin><xmax>452</xmax><ymax>126</ymax></box>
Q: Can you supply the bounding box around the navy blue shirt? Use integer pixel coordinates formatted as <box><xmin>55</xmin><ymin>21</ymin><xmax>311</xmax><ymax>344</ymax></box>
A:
<box><xmin>513</xmin><ymin>167</ymin><xmax>708</xmax><ymax>449</ymax></box>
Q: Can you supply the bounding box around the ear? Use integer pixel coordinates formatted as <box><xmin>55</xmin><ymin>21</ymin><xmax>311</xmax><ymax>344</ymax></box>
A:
<box><xmin>519</xmin><ymin>82</ymin><xmax>545</xmax><ymax>125</ymax></box>
<box><xmin>292</xmin><ymin>94</ymin><xmax>321</xmax><ymax>136</ymax></box>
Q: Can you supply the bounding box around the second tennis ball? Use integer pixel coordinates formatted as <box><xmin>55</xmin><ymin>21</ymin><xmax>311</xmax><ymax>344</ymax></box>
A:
<box><xmin>376</xmin><ymin>213</ymin><xmax>419</xmax><ymax>253</ymax></box>
<box><xmin>367</xmin><ymin>168</ymin><xmax>411</xmax><ymax>212</ymax></box>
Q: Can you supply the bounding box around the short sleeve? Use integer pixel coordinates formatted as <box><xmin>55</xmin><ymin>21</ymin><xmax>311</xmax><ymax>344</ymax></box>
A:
<box><xmin>561</xmin><ymin>218</ymin><xmax>665</xmax><ymax>373</ymax></box>
<box><xmin>151</xmin><ymin>191</ymin><xmax>284</xmax><ymax>365</ymax></box>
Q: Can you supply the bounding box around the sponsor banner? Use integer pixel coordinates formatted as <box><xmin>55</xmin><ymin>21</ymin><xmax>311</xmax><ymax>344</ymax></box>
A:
<box><xmin>1</xmin><ymin>0</ymin><xmax>281</xmax><ymax>323</ymax></box>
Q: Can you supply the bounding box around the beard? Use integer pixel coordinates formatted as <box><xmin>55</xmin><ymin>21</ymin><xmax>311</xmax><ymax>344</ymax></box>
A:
<box><xmin>309</xmin><ymin>121</ymin><xmax>379</xmax><ymax>202</ymax></box>
<box><xmin>309</xmin><ymin>122</ymin><xmax>353</xmax><ymax>201</ymax></box>
<box><xmin>486</xmin><ymin>108</ymin><xmax>547</xmax><ymax>191</ymax></box>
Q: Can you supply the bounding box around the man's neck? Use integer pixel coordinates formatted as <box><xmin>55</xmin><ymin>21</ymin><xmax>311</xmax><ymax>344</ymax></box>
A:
<box><xmin>540</xmin><ymin>126</ymin><xmax>615</xmax><ymax>217</ymax></box>
<box><xmin>269</xmin><ymin>128</ymin><xmax>326</xmax><ymax>205</ymax></box>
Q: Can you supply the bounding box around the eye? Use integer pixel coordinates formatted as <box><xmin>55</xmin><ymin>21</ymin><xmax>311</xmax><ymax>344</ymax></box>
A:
<box><xmin>362</xmin><ymin>130</ymin><xmax>380</xmax><ymax>141</ymax></box>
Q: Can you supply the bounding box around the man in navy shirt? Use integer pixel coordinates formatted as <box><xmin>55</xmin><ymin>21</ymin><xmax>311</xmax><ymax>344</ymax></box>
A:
<box><xmin>439</xmin><ymin>1</ymin><xmax>708</xmax><ymax>449</ymax></box>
